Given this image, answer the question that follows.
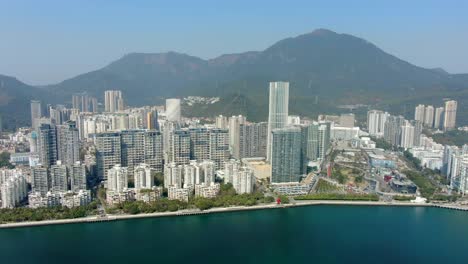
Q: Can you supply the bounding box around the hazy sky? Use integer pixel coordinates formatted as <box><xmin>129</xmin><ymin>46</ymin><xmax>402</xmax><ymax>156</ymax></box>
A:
<box><xmin>1</xmin><ymin>0</ymin><xmax>467</xmax><ymax>85</ymax></box>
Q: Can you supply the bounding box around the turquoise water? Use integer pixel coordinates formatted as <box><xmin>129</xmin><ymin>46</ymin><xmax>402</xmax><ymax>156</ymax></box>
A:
<box><xmin>1</xmin><ymin>205</ymin><xmax>467</xmax><ymax>264</ymax></box>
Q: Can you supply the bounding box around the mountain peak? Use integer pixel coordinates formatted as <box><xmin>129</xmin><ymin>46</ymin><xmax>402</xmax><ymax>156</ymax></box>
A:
<box><xmin>308</xmin><ymin>28</ymin><xmax>337</xmax><ymax>35</ymax></box>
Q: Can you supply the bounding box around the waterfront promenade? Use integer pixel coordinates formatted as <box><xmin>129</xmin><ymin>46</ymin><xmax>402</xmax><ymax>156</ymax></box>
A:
<box><xmin>1</xmin><ymin>200</ymin><xmax>452</xmax><ymax>229</ymax></box>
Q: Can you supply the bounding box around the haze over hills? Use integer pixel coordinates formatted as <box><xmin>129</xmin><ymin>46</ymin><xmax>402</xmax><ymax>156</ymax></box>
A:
<box><xmin>1</xmin><ymin>29</ymin><xmax>467</xmax><ymax>129</ymax></box>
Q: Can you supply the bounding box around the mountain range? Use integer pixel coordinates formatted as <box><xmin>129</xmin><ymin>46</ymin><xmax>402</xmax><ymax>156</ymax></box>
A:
<box><xmin>1</xmin><ymin>29</ymin><xmax>467</xmax><ymax>130</ymax></box>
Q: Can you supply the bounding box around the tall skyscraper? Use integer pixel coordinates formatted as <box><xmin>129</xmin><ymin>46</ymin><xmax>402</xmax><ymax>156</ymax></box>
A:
<box><xmin>95</xmin><ymin>132</ymin><xmax>122</xmax><ymax>180</ymax></box>
<box><xmin>238</xmin><ymin>122</ymin><xmax>268</xmax><ymax>159</ymax></box>
<box><xmin>267</xmin><ymin>81</ymin><xmax>289</xmax><ymax>162</ymax></box>
<box><xmin>50</xmin><ymin>161</ymin><xmax>68</xmax><ymax>192</ymax></box>
<box><xmin>38</xmin><ymin>124</ymin><xmax>58</xmax><ymax>167</ymax></box>
<box><xmin>208</xmin><ymin>129</ymin><xmax>229</xmax><ymax>170</ymax></box>
<box><xmin>411</xmin><ymin>120</ymin><xmax>423</xmax><ymax>147</ymax></box>
<box><xmin>107</xmin><ymin>164</ymin><xmax>128</xmax><ymax>193</ymax></box>
<box><xmin>31</xmin><ymin>100</ymin><xmax>42</xmax><ymax>130</ymax></box>
<box><xmin>305</xmin><ymin>122</ymin><xmax>320</xmax><ymax>161</ymax></box>
<box><xmin>400</xmin><ymin>121</ymin><xmax>415</xmax><ymax>149</ymax></box>
<box><xmin>146</xmin><ymin>110</ymin><xmax>159</xmax><ymax>130</ymax></box>
<box><xmin>104</xmin><ymin>90</ymin><xmax>124</xmax><ymax>113</ymax></box>
<box><xmin>168</xmin><ymin>130</ymin><xmax>191</xmax><ymax>165</ymax></box>
<box><xmin>423</xmin><ymin>105</ymin><xmax>434</xmax><ymax>127</ymax></box>
<box><xmin>384</xmin><ymin>115</ymin><xmax>405</xmax><ymax>146</ymax></box>
<box><xmin>434</xmin><ymin>107</ymin><xmax>444</xmax><ymax>129</ymax></box>
<box><xmin>31</xmin><ymin>165</ymin><xmax>49</xmax><ymax>195</ymax></box>
<box><xmin>70</xmin><ymin>161</ymin><xmax>87</xmax><ymax>191</ymax></box>
<box><xmin>72</xmin><ymin>92</ymin><xmax>98</xmax><ymax>113</ymax></box>
<box><xmin>134</xmin><ymin>163</ymin><xmax>153</xmax><ymax>190</ymax></box>
<box><xmin>443</xmin><ymin>100</ymin><xmax>457</xmax><ymax>131</ymax></box>
<box><xmin>166</xmin><ymin>98</ymin><xmax>181</xmax><ymax>122</ymax></box>
<box><xmin>271</xmin><ymin>127</ymin><xmax>301</xmax><ymax>183</ymax></box>
<box><xmin>317</xmin><ymin>122</ymin><xmax>331</xmax><ymax>160</ymax></box>
<box><xmin>414</xmin><ymin>104</ymin><xmax>425</xmax><ymax>122</ymax></box>
<box><xmin>56</xmin><ymin>121</ymin><xmax>80</xmax><ymax>166</ymax></box>
<box><xmin>367</xmin><ymin>110</ymin><xmax>388</xmax><ymax>137</ymax></box>
<box><xmin>215</xmin><ymin>115</ymin><xmax>228</xmax><ymax>129</ymax></box>
<box><xmin>228</xmin><ymin>115</ymin><xmax>246</xmax><ymax>158</ymax></box>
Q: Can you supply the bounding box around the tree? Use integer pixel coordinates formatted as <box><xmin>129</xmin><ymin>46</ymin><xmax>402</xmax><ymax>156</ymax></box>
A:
<box><xmin>0</xmin><ymin>152</ymin><xmax>14</xmax><ymax>169</ymax></box>
<box><xmin>153</xmin><ymin>172</ymin><xmax>164</xmax><ymax>186</ymax></box>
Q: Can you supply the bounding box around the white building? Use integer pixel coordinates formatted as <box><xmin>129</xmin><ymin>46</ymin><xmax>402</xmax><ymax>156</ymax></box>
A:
<box><xmin>444</xmin><ymin>100</ymin><xmax>457</xmax><ymax>131</ymax></box>
<box><xmin>164</xmin><ymin>162</ymin><xmax>183</xmax><ymax>188</ymax></box>
<box><xmin>267</xmin><ymin>82</ymin><xmax>289</xmax><ymax>162</ymax></box>
<box><xmin>134</xmin><ymin>163</ymin><xmax>153</xmax><ymax>190</ymax></box>
<box><xmin>400</xmin><ymin>122</ymin><xmax>415</xmax><ymax>149</ymax></box>
<box><xmin>166</xmin><ymin>98</ymin><xmax>181</xmax><ymax>122</ymax></box>
<box><xmin>414</xmin><ymin>104</ymin><xmax>425</xmax><ymax>123</ymax></box>
<box><xmin>0</xmin><ymin>172</ymin><xmax>27</xmax><ymax>208</ymax></box>
<box><xmin>195</xmin><ymin>182</ymin><xmax>220</xmax><ymax>198</ymax></box>
<box><xmin>367</xmin><ymin>110</ymin><xmax>388</xmax><ymax>138</ymax></box>
<box><xmin>107</xmin><ymin>164</ymin><xmax>128</xmax><ymax>193</ymax></box>
<box><xmin>168</xmin><ymin>186</ymin><xmax>193</xmax><ymax>202</ymax></box>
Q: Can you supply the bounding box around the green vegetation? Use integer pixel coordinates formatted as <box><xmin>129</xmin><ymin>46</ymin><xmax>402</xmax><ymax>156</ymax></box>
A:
<box><xmin>0</xmin><ymin>152</ymin><xmax>14</xmax><ymax>169</ymax></box>
<box><xmin>277</xmin><ymin>195</ymin><xmax>290</xmax><ymax>204</ymax></box>
<box><xmin>404</xmin><ymin>151</ymin><xmax>422</xmax><ymax>170</ymax></box>
<box><xmin>108</xmin><ymin>184</ymin><xmax>276</xmax><ymax>214</ymax></box>
<box><xmin>431</xmin><ymin>194</ymin><xmax>459</xmax><ymax>202</ymax></box>
<box><xmin>295</xmin><ymin>193</ymin><xmax>379</xmax><ymax>201</ymax></box>
<box><xmin>114</xmin><ymin>199</ymin><xmax>189</xmax><ymax>214</ymax></box>
<box><xmin>152</xmin><ymin>172</ymin><xmax>164</xmax><ymax>186</ymax></box>
<box><xmin>354</xmin><ymin>175</ymin><xmax>364</xmax><ymax>183</ymax></box>
<box><xmin>393</xmin><ymin>195</ymin><xmax>415</xmax><ymax>201</ymax></box>
<box><xmin>0</xmin><ymin>202</ymin><xmax>98</xmax><ymax>224</ymax></box>
<box><xmin>372</xmin><ymin>137</ymin><xmax>395</xmax><ymax>151</ymax></box>
<box><xmin>403</xmin><ymin>170</ymin><xmax>438</xmax><ymax>198</ymax></box>
<box><xmin>315</xmin><ymin>179</ymin><xmax>342</xmax><ymax>193</ymax></box>
<box><xmin>332</xmin><ymin>167</ymin><xmax>348</xmax><ymax>184</ymax></box>
<box><xmin>431</xmin><ymin>130</ymin><xmax>468</xmax><ymax>147</ymax></box>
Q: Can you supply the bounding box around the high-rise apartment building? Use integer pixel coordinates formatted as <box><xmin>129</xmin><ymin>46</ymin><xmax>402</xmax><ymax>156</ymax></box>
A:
<box><xmin>443</xmin><ymin>100</ymin><xmax>457</xmax><ymax>131</ymax></box>
<box><xmin>72</xmin><ymin>92</ymin><xmax>97</xmax><ymax>113</ymax></box>
<box><xmin>400</xmin><ymin>121</ymin><xmax>415</xmax><ymax>149</ymax></box>
<box><xmin>107</xmin><ymin>164</ymin><xmax>128</xmax><ymax>193</ymax></box>
<box><xmin>317</xmin><ymin>122</ymin><xmax>331</xmax><ymax>160</ymax></box>
<box><xmin>50</xmin><ymin>161</ymin><xmax>68</xmax><ymax>192</ymax></box>
<box><xmin>367</xmin><ymin>110</ymin><xmax>388</xmax><ymax>137</ymax></box>
<box><xmin>414</xmin><ymin>104</ymin><xmax>425</xmax><ymax>123</ymax></box>
<box><xmin>271</xmin><ymin>127</ymin><xmax>301</xmax><ymax>183</ymax></box>
<box><xmin>104</xmin><ymin>90</ymin><xmax>124</xmax><ymax>113</ymax></box>
<box><xmin>38</xmin><ymin>124</ymin><xmax>58</xmax><ymax>167</ymax></box>
<box><xmin>95</xmin><ymin>132</ymin><xmax>122</xmax><ymax>180</ymax></box>
<box><xmin>166</xmin><ymin>98</ymin><xmax>181</xmax><ymax>122</ymax></box>
<box><xmin>168</xmin><ymin>130</ymin><xmax>191</xmax><ymax>165</ymax></box>
<box><xmin>31</xmin><ymin>165</ymin><xmax>49</xmax><ymax>195</ymax></box>
<box><xmin>146</xmin><ymin>110</ymin><xmax>159</xmax><ymax>130</ymax></box>
<box><xmin>238</xmin><ymin>122</ymin><xmax>268</xmax><ymax>159</ymax></box>
<box><xmin>208</xmin><ymin>129</ymin><xmax>229</xmax><ymax>170</ymax></box>
<box><xmin>383</xmin><ymin>115</ymin><xmax>405</xmax><ymax>146</ymax></box>
<box><xmin>70</xmin><ymin>161</ymin><xmax>87</xmax><ymax>191</ymax></box>
<box><xmin>134</xmin><ymin>163</ymin><xmax>153</xmax><ymax>190</ymax></box>
<box><xmin>164</xmin><ymin>162</ymin><xmax>183</xmax><ymax>188</ymax></box>
<box><xmin>31</xmin><ymin>100</ymin><xmax>42</xmax><ymax>130</ymax></box>
<box><xmin>434</xmin><ymin>107</ymin><xmax>444</xmax><ymax>129</ymax></box>
<box><xmin>423</xmin><ymin>105</ymin><xmax>434</xmax><ymax>127</ymax></box>
<box><xmin>215</xmin><ymin>115</ymin><xmax>228</xmax><ymax>129</ymax></box>
<box><xmin>56</xmin><ymin>121</ymin><xmax>80</xmax><ymax>166</ymax></box>
<box><xmin>267</xmin><ymin>82</ymin><xmax>289</xmax><ymax>162</ymax></box>
<box><xmin>228</xmin><ymin>115</ymin><xmax>246</xmax><ymax>158</ymax></box>
<box><xmin>1</xmin><ymin>172</ymin><xmax>27</xmax><ymax>208</ymax></box>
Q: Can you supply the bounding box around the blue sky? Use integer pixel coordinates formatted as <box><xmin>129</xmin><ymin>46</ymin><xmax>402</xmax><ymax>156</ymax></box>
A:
<box><xmin>1</xmin><ymin>0</ymin><xmax>467</xmax><ymax>85</ymax></box>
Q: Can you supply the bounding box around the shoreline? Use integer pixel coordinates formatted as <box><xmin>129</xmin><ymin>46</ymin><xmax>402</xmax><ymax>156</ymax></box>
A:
<box><xmin>0</xmin><ymin>201</ymin><xmax>465</xmax><ymax>229</ymax></box>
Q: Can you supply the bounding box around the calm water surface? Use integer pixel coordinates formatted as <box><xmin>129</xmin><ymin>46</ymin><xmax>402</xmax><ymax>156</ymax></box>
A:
<box><xmin>1</xmin><ymin>205</ymin><xmax>467</xmax><ymax>264</ymax></box>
